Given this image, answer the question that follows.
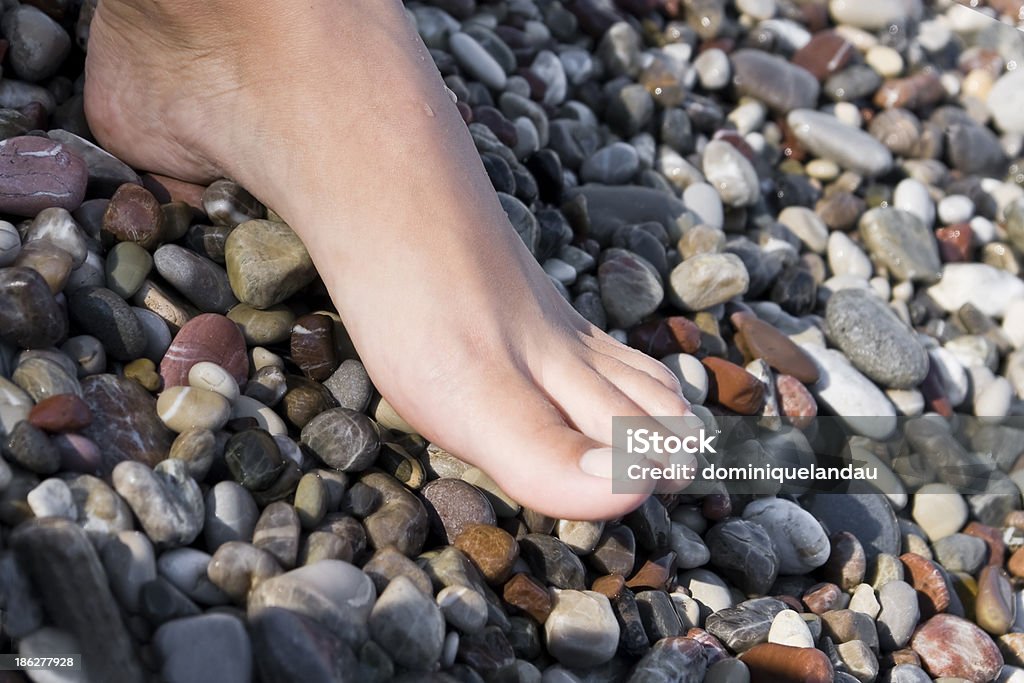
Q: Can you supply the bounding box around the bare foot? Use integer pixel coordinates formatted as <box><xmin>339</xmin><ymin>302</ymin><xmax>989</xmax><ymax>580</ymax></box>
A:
<box><xmin>84</xmin><ymin>0</ymin><xmax>692</xmax><ymax>519</ymax></box>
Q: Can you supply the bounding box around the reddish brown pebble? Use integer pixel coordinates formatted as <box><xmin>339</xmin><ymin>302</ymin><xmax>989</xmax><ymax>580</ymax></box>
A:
<box><xmin>741</xmin><ymin>643</ymin><xmax>834</xmax><ymax>683</ymax></box>
<box><xmin>0</xmin><ymin>136</ymin><xmax>87</xmax><ymax>217</ymax></box>
<box><xmin>1005</xmin><ymin>510</ymin><xmax>1024</xmax><ymax>531</ymax></box>
<box><xmin>791</xmin><ymin>30</ymin><xmax>855</xmax><ymax>81</ymax></box>
<box><xmin>591</xmin><ymin>573</ymin><xmax>627</xmax><ymax>599</ymax></box>
<box><xmin>454</xmin><ymin>523</ymin><xmax>519</xmax><ymax>584</ymax></box>
<box><xmin>911</xmin><ymin>613</ymin><xmax>1003</xmax><ymax>682</ymax></box>
<box><xmin>142</xmin><ymin>173</ymin><xmax>207</xmax><ymax>211</ymax></box>
<box><xmin>874</xmin><ymin>72</ymin><xmax>946</xmax><ymax>111</ymax></box>
<box><xmin>626</xmin><ymin>552</ymin><xmax>676</xmax><ymax>591</ymax></box>
<box><xmin>900</xmin><ymin>553</ymin><xmax>950</xmax><ymax>618</ymax></box>
<box><xmin>775</xmin><ymin>595</ymin><xmax>804</xmax><ymax>612</ymax></box>
<box><xmin>28</xmin><ymin>394</ymin><xmax>92</xmax><ymax>433</ymax></box>
<box><xmin>290</xmin><ymin>313</ymin><xmax>338</xmax><ymax>382</ymax></box>
<box><xmin>102</xmin><ymin>183</ymin><xmax>164</xmax><ymax>249</ymax></box>
<box><xmin>775</xmin><ymin>374</ymin><xmax>817</xmax><ymax>429</ymax></box>
<box><xmin>627</xmin><ymin>316</ymin><xmax>702</xmax><ymax>357</ymax></box>
<box><xmin>802</xmin><ymin>582</ymin><xmax>842</xmax><ymax>614</ymax></box>
<box><xmin>701</xmin><ymin>357</ymin><xmax>765</xmax><ymax>415</ymax></box>
<box><xmin>502</xmin><ymin>572</ymin><xmax>552</xmax><ymax>623</ymax></box>
<box><xmin>963</xmin><ymin>522</ymin><xmax>1005</xmax><ymax>567</ymax></box>
<box><xmin>936</xmin><ymin>224</ymin><xmax>973</xmax><ymax>263</ymax></box>
<box><xmin>160</xmin><ymin>313</ymin><xmax>249</xmax><ymax>389</ymax></box>
<box><xmin>1008</xmin><ymin>546</ymin><xmax>1024</xmax><ymax>578</ymax></box>
<box><xmin>731</xmin><ymin>312</ymin><xmax>820</xmax><ymax>383</ymax></box>
<box><xmin>702</xmin><ymin>492</ymin><xmax>732</xmax><ymax>520</ymax></box>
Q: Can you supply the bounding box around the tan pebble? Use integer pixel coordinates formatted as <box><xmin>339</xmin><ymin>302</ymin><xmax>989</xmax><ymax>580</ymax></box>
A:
<box><xmin>156</xmin><ymin>386</ymin><xmax>231</xmax><ymax>433</ymax></box>
<box><xmin>250</xmin><ymin>346</ymin><xmax>284</xmax><ymax>372</ymax></box>
<box><xmin>124</xmin><ymin>358</ymin><xmax>162</xmax><ymax>392</ymax></box>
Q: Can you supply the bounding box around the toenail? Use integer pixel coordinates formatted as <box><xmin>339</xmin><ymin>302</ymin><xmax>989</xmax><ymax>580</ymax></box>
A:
<box><xmin>579</xmin><ymin>447</ymin><xmax>617</xmax><ymax>478</ymax></box>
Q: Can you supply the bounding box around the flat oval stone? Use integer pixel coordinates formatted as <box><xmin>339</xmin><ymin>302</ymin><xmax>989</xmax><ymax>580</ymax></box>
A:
<box><xmin>369</xmin><ymin>575</ymin><xmax>445</xmax><ymax>671</ymax></box>
<box><xmin>28</xmin><ymin>393</ymin><xmax>91</xmax><ymax>433</ymax></box>
<box><xmin>899</xmin><ymin>553</ymin><xmax>950</xmax><ymax>618</ymax></box>
<box><xmin>791</xmin><ymin>30</ymin><xmax>854</xmax><ymax>81</ymax></box>
<box><xmin>825</xmin><ymin>289</ymin><xmax>928</xmax><ymax>389</ymax></box>
<box><xmin>743</xmin><ymin>498</ymin><xmax>830</xmax><ymax>574</ymax></box>
<box><xmin>598</xmin><ymin>252</ymin><xmax>664</xmax><ymax>328</ymax></box>
<box><xmin>102</xmin><ymin>183</ymin><xmax>163</xmax><ymax>249</ymax></box>
<box><xmin>224</xmin><ymin>220</ymin><xmax>316</xmax><ymax>310</ymax></box>
<box><xmin>702</xmin><ymin>357</ymin><xmax>765</xmax><ymax>415</ymax></box>
<box><xmin>858</xmin><ymin>208</ymin><xmax>941</xmax><ymax>284</ymax></box>
<box><xmin>4</xmin><ymin>420</ymin><xmax>60</xmax><ymax>474</ymax></box>
<box><xmin>787</xmin><ymin>109</ymin><xmax>893</xmax><ymax>177</ymax></box>
<box><xmin>160</xmin><ymin>313</ymin><xmax>248</xmax><ymax>388</ymax></box>
<box><xmin>976</xmin><ymin>566</ymin><xmax>1015</xmax><ymax>636</ymax></box>
<box><xmin>204</xmin><ymin>480</ymin><xmax>259</xmax><ymax>550</ymax></box>
<box><xmin>69</xmin><ymin>286</ymin><xmax>147</xmax><ymax>361</ymax></box>
<box><xmin>450</xmin><ymin>31</ymin><xmax>507</xmax><ymax>90</ymax></box>
<box><xmin>156</xmin><ymin>386</ymin><xmax>231</xmax><ymax>433</ymax></box>
<box><xmin>705</xmin><ymin>597</ymin><xmax>789</xmax><ymax>652</ymax></box>
<box><xmin>669</xmin><ymin>253</ymin><xmax>750</xmax><ymax>311</ymax></box>
<box><xmin>252</xmin><ymin>501</ymin><xmax>301</xmax><ymax>570</ymax></box>
<box><xmin>12</xmin><ymin>241</ymin><xmax>74</xmax><ymax>293</ymax></box>
<box><xmin>224</xmin><ymin>429</ymin><xmax>285</xmax><ymax>491</ymax></box>
<box><xmin>153</xmin><ymin>613</ymin><xmax>252</xmax><ymax>683</ymax></box>
<box><xmin>81</xmin><ymin>374</ymin><xmax>174</xmax><ymax>473</ymax></box>
<box><xmin>0</xmin><ymin>136</ymin><xmax>87</xmax><ymax>216</ymax></box>
<box><xmin>706</xmin><ymin>519</ymin><xmax>779</xmax><ymax>596</ymax></box>
<box><xmin>731</xmin><ymin>312</ymin><xmax>819</xmax><ymax>383</ymax></box>
<box><xmin>911</xmin><ymin>614</ymin><xmax>1003</xmax><ymax>682</ymax></box>
<box><xmin>0</xmin><ymin>266</ymin><xmax>66</xmax><ymax>348</ymax></box>
<box><xmin>301</xmin><ymin>407</ymin><xmax>381</xmax><ymax>472</ymax></box>
<box><xmin>187</xmin><ymin>361</ymin><xmax>239</xmax><ymax>402</ymax></box>
<box><xmin>801</xmin><ymin>344</ymin><xmax>897</xmax><ymax>440</ymax></box>
<box><xmin>153</xmin><ymin>244</ymin><xmax>238</xmax><ymax>314</ymax></box>
<box><xmin>740</xmin><ymin>642</ymin><xmax>832</xmax><ymax>682</ymax></box>
<box><xmin>731</xmin><ymin>49</ymin><xmax>819</xmax><ymax>113</ymax></box>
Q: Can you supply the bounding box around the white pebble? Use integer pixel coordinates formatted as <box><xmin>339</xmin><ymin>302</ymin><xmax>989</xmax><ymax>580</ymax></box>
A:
<box><xmin>727</xmin><ymin>101</ymin><xmax>767</xmax><ymax>136</ymax></box>
<box><xmin>937</xmin><ymin>194</ymin><xmax>974</xmax><ymax>225</ymax></box>
<box><xmin>912</xmin><ymin>483</ymin><xmax>967</xmax><ymax>541</ymax></box>
<box><xmin>0</xmin><ymin>220</ymin><xmax>21</xmax><ymax>266</ymax></box>
<box><xmin>187</xmin><ymin>361</ymin><xmax>239</xmax><ymax>402</ymax></box>
<box><xmin>928</xmin><ymin>347</ymin><xmax>969</xmax><ymax>407</ymax></box>
<box><xmin>768</xmin><ymin>609</ymin><xmax>814</xmax><ymax>648</ymax></box>
<box><xmin>975</xmin><ymin>376</ymin><xmax>1013</xmax><ymax>420</ymax></box>
<box><xmin>849</xmin><ymin>583</ymin><xmax>881</xmax><ymax>619</ymax></box>
<box><xmin>831</xmin><ymin>102</ymin><xmax>862</xmax><ymax>128</ymax></box>
<box><xmin>232</xmin><ymin>395</ymin><xmax>287</xmax><ymax>435</ymax></box>
<box><xmin>970</xmin><ymin>216</ymin><xmax>996</xmax><ymax>244</ymax></box>
<box><xmin>866</xmin><ymin>45</ymin><xmax>903</xmax><ymax>78</ymax></box>
<box><xmin>27</xmin><ymin>478</ymin><xmax>76</xmax><ymax>519</ymax></box>
<box><xmin>827</xmin><ymin>231</ymin><xmax>872</xmax><ymax>279</ymax></box>
<box><xmin>693</xmin><ymin>48</ymin><xmax>730</xmax><ymax>90</ymax></box>
<box><xmin>683</xmin><ymin>182</ymin><xmax>724</xmax><ymax>230</ymax></box>
<box><xmin>893</xmin><ymin>178</ymin><xmax>935</xmax><ymax>228</ymax></box>
<box><xmin>543</xmin><ymin>258</ymin><xmax>576</xmax><ymax>286</ymax></box>
<box><xmin>1003</xmin><ymin>299</ymin><xmax>1024</xmax><ymax>348</ymax></box>
<box><xmin>737</xmin><ymin>0</ymin><xmax>776</xmax><ymax>19</ymax></box>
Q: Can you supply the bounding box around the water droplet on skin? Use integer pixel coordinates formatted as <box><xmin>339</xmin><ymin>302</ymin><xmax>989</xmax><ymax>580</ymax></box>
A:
<box><xmin>422</xmin><ymin>103</ymin><xmax>435</xmax><ymax>117</ymax></box>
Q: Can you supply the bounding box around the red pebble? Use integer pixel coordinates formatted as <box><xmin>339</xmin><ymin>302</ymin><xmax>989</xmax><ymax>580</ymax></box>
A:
<box><xmin>28</xmin><ymin>394</ymin><xmax>93</xmax><ymax>433</ymax></box>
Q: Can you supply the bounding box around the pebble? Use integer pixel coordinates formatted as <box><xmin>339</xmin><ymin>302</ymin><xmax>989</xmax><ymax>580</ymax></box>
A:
<box><xmin>204</xmin><ymin>481</ymin><xmax>259</xmax><ymax>550</ymax></box>
<box><xmin>911</xmin><ymin>483</ymin><xmax>968</xmax><ymax>541</ymax></box>
<box><xmin>224</xmin><ymin>220</ymin><xmax>316</xmax><ymax>309</ymax></box>
<box><xmin>976</xmin><ymin>566</ymin><xmax>1015</xmax><ymax>636</ymax></box>
<box><xmin>68</xmin><ymin>286</ymin><xmax>147</xmax><ymax>361</ymax></box>
<box><xmin>24</xmin><ymin>207</ymin><xmax>87</xmax><ymax>266</ymax></box>
<box><xmin>248</xmin><ymin>560</ymin><xmax>376</xmax><ymax>648</ymax></box>
<box><xmin>731</xmin><ymin>312</ymin><xmax>819</xmax><ymax>383</ymax></box>
<box><xmin>859</xmin><ymin>208</ymin><xmax>942</xmax><ymax>283</ymax></box>
<box><xmin>519</xmin><ymin>533</ymin><xmax>585</xmax><ymax>590</ymax></box>
<box><xmin>702</xmin><ymin>357</ymin><xmax>765</xmax><ymax>415</ymax></box>
<box><xmin>105</xmin><ymin>241</ymin><xmax>153</xmax><ymax>299</ymax></box>
<box><xmin>48</xmin><ymin>130</ymin><xmax>140</xmax><ymax>197</ymax></box>
<box><xmin>706</xmin><ymin>518</ymin><xmax>779</xmax><ymax>596</ymax></box>
<box><xmin>544</xmin><ymin>589</ymin><xmax>619</xmax><ymax>667</ymax></box>
<box><xmin>706</xmin><ymin>597</ymin><xmax>788</xmax><ymax>652</ymax></box>
<box><xmin>731</xmin><ymin>49</ymin><xmax>820</xmax><ymax>113</ymax></box>
<box><xmin>662</xmin><ymin>353</ymin><xmax>708</xmax><ymax>404</ymax></box>
<box><xmin>598</xmin><ymin>252</ymin><xmax>663</xmax><ymax>328</ymax></box>
<box><xmin>0</xmin><ymin>266</ymin><xmax>67</xmax><ymax>349</ymax></box>
<box><xmin>247</xmin><ymin>607</ymin><xmax>357</xmax><ymax>683</ymax></box>
<box><xmin>695</xmin><ymin>48</ymin><xmax>731</xmax><ymax>90</ymax></box>
<box><xmin>301</xmin><ymin>407</ymin><xmax>381</xmax><ymax>472</ymax></box>
<box><xmin>112</xmin><ymin>459</ymin><xmax>204</xmax><ymax>547</ymax></box>
<box><xmin>153</xmin><ymin>614</ymin><xmax>252</xmax><ymax>683</ymax></box>
<box><xmin>0</xmin><ymin>136</ymin><xmax>87</xmax><ymax>216</ymax></box>
<box><xmin>825</xmin><ymin>289</ymin><xmax>928</xmax><ymax>389</ymax></box>
<box><xmin>154</xmin><ymin>244</ymin><xmax>238</xmax><ymax>314</ymax></box>
<box><xmin>931</xmin><ymin>534</ymin><xmax>986</xmax><ymax>574</ymax></box>
<box><xmin>157</xmin><ymin>386</ymin><xmax>231</xmax><ymax>433</ymax></box>
<box><xmin>927</xmin><ymin>263</ymin><xmax>1024</xmax><ymax>318</ymax></box>
<box><xmin>669</xmin><ymin>253</ymin><xmax>750</xmax><ymax>311</ymax></box>
<box><xmin>10</xmin><ymin>518</ymin><xmax>146</xmax><ymax>682</ymax></box>
<box><xmin>900</xmin><ymin>553</ymin><xmax>951</xmax><ymax>618</ymax></box>
<box><xmin>683</xmin><ymin>183</ymin><xmax>724</xmax><ymax>230</ymax></box>
<box><xmin>102</xmin><ymin>183</ymin><xmax>163</xmax><ymax>249</ymax></box>
<box><xmin>742</xmin><ymin>498</ymin><xmax>829</xmax><ymax>574</ymax></box>
<box><xmin>26</xmin><ymin>477</ymin><xmax>75</xmax><ymax>519</ymax></box>
<box><xmin>787</xmin><ymin>109</ymin><xmax>893</xmax><ymax>177</ymax></box>
<box><xmin>702</xmin><ymin>140</ymin><xmax>760</xmax><ymax>207</ymax></box>
<box><xmin>252</xmin><ymin>502</ymin><xmax>300</xmax><ymax>570</ymax></box>
<box><xmin>2</xmin><ymin>5</ymin><xmax>71</xmax><ymax>81</ymax></box>
<box><xmin>369</xmin><ymin>575</ymin><xmax>445</xmax><ymax>670</ymax></box>
<box><xmin>0</xmin><ymin>221</ymin><xmax>20</xmax><ymax>266</ymax></box>
<box><xmin>81</xmin><ymin>374</ymin><xmax>174</xmax><ymax>472</ymax></box>
<box><xmin>421</xmin><ymin>477</ymin><xmax>496</xmax><ymax>543</ymax></box>
<box><xmin>450</xmin><ymin>32</ymin><xmax>507</xmax><ymax>91</ymax></box>
<box><xmin>910</xmin><ymin>614</ymin><xmax>1003</xmax><ymax>681</ymax></box>
<box><xmin>202</xmin><ymin>180</ymin><xmax>264</xmax><ymax>227</ymax></box>
<box><xmin>160</xmin><ymin>313</ymin><xmax>249</xmax><ymax>388</ymax></box>
<box><xmin>227</xmin><ymin>304</ymin><xmax>294</xmax><ymax>346</ymax></box>
<box><xmin>741</xmin><ymin>642</ymin><xmax>833</xmax><ymax>682</ymax></box>
<box><xmin>14</xmin><ymin>240</ymin><xmax>74</xmax><ymax>293</ymax></box>
<box><xmin>627</xmin><ymin>637</ymin><xmax>708</xmax><ymax>682</ymax></box>
<box><xmin>801</xmin><ymin>344</ymin><xmax>896</xmax><ymax>440</ymax></box>
<box><xmin>360</xmin><ymin>471</ymin><xmax>429</xmax><ymax>557</ymax></box>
